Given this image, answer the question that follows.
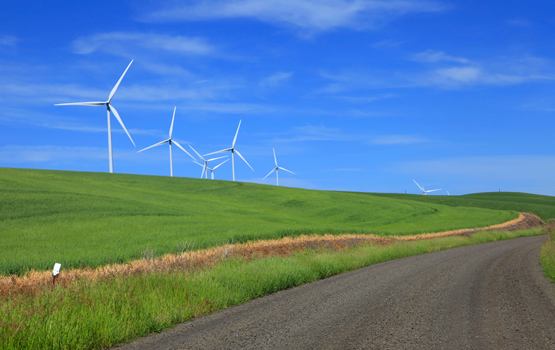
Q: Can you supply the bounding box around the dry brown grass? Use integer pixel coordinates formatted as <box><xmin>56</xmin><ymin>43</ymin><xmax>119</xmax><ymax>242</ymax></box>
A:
<box><xmin>1</xmin><ymin>212</ymin><xmax>541</xmax><ymax>298</ymax></box>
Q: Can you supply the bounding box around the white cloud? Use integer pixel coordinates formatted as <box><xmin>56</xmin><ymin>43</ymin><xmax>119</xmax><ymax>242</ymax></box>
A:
<box><xmin>72</xmin><ymin>32</ymin><xmax>215</xmax><ymax>56</ymax></box>
<box><xmin>143</xmin><ymin>0</ymin><xmax>445</xmax><ymax>34</ymax></box>
<box><xmin>411</xmin><ymin>50</ymin><xmax>469</xmax><ymax>64</ymax></box>
<box><xmin>0</xmin><ymin>145</ymin><xmax>108</xmax><ymax>163</ymax></box>
<box><xmin>0</xmin><ymin>34</ymin><xmax>17</xmax><ymax>46</ymax></box>
<box><xmin>370</xmin><ymin>134</ymin><xmax>429</xmax><ymax>145</ymax></box>
<box><xmin>319</xmin><ymin>54</ymin><xmax>555</xmax><ymax>91</ymax></box>
<box><xmin>260</xmin><ymin>72</ymin><xmax>294</xmax><ymax>88</ymax></box>
<box><xmin>273</xmin><ymin>124</ymin><xmax>353</xmax><ymax>143</ymax></box>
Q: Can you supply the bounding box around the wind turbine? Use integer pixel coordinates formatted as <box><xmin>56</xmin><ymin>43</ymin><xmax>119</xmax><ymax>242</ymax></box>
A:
<box><xmin>413</xmin><ymin>179</ymin><xmax>441</xmax><ymax>195</ymax></box>
<box><xmin>55</xmin><ymin>60</ymin><xmax>135</xmax><ymax>173</ymax></box>
<box><xmin>188</xmin><ymin>145</ymin><xmax>227</xmax><ymax>179</ymax></box>
<box><xmin>193</xmin><ymin>158</ymin><xmax>229</xmax><ymax>179</ymax></box>
<box><xmin>263</xmin><ymin>148</ymin><xmax>294</xmax><ymax>186</ymax></box>
<box><xmin>137</xmin><ymin>107</ymin><xmax>195</xmax><ymax>177</ymax></box>
<box><xmin>204</xmin><ymin>120</ymin><xmax>253</xmax><ymax>181</ymax></box>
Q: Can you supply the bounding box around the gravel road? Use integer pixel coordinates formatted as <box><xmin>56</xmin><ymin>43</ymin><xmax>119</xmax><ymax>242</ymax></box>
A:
<box><xmin>113</xmin><ymin>235</ymin><xmax>555</xmax><ymax>350</ymax></box>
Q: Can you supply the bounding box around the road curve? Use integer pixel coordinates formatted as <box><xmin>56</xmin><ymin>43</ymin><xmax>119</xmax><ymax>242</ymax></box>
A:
<box><xmin>113</xmin><ymin>236</ymin><xmax>555</xmax><ymax>350</ymax></box>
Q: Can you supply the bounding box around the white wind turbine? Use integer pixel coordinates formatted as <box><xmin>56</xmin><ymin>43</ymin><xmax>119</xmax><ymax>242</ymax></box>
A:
<box><xmin>55</xmin><ymin>60</ymin><xmax>135</xmax><ymax>173</ymax></box>
<box><xmin>188</xmin><ymin>145</ymin><xmax>227</xmax><ymax>179</ymax></box>
<box><xmin>413</xmin><ymin>179</ymin><xmax>441</xmax><ymax>195</ymax></box>
<box><xmin>194</xmin><ymin>158</ymin><xmax>229</xmax><ymax>179</ymax></box>
<box><xmin>137</xmin><ymin>107</ymin><xmax>195</xmax><ymax>177</ymax></box>
<box><xmin>263</xmin><ymin>148</ymin><xmax>294</xmax><ymax>186</ymax></box>
<box><xmin>204</xmin><ymin>120</ymin><xmax>253</xmax><ymax>181</ymax></box>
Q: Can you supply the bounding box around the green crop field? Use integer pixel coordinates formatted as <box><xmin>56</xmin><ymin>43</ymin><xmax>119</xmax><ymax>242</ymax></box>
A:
<box><xmin>0</xmin><ymin>168</ymin><xmax>518</xmax><ymax>276</ymax></box>
<box><xmin>368</xmin><ymin>192</ymin><xmax>555</xmax><ymax>221</ymax></box>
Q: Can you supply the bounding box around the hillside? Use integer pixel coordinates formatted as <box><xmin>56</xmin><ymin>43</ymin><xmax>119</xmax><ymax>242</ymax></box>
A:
<box><xmin>0</xmin><ymin>168</ymin><xmax>517</xmax><ymax>275</ymax></box>
<box><xmin>369</xmin><ymin>192</ymin><xmax>555</xmax><ymax>221</ymax></box>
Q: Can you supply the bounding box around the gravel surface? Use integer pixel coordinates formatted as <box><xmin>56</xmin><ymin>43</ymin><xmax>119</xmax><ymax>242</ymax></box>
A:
<box><xmin>112</xmin><ymin>235</ymin><xmax>555</xmax><ymax>350</ymax></box>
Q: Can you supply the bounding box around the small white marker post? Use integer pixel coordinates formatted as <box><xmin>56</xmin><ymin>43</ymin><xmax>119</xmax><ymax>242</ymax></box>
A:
<box><xmin>52</xmin><ymin>263</ymin><xmax>61</xmax><ymax>286</ymax></box>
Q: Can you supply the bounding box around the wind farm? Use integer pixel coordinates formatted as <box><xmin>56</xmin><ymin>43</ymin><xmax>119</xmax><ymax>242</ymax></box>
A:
<box><xmin>3</xmin><ymin>2</ymin><xmax>555</xmax><ymax>349</ymax></box>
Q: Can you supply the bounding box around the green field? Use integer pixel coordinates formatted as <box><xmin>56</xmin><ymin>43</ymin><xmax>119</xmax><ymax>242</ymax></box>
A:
<box><xmin>0</xmin><ymin>168</ymin><xmax>519</xmax><ymax>276</ymax></box>
<box><xmin>368</xmin><ymin>192</ymin><xmax>555</xmax><ymax>221</ymax></box>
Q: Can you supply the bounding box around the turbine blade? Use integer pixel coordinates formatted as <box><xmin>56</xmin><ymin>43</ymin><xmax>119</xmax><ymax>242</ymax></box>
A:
<box><xmin>55</xmin><ymin>102</ymin><xmax>106</xmax><ymax>106</ymax></box>
<box><xmin>137</xmin><ymin>139</ymin><xmax>168</xmax><ymax>153</ymax></box>
<box><xmin>188</xmin><ymin>145</ymin><xmax>205</xmax><ymax>161</ymax></box>
<box><xmin>427</xmin><ymin>189</ymin><xmax>441</xmax><ymax>193</ymax></box>
<box><xmin>173</xmin><ymin>141</ymin><xmax>196</xmax><ymax>161</ymax></box>
<box><xmin>192</xmin><ymin>161</ymin><xmax>204</xmax><ymax>167</ymax></box>
<box><xmin>413</xmin><ymin>179</ymin><xmax>425</xmax><ymax>192</ymax></box>
<box><xmin>109</xmin><ymin>104</ymin><xmax>135</xmax><ymax>146</ymax></box>
<box><xmin>232</xmin><ymin>120</ymin><xmax>241</xmax><ymax>148</ymax></box>
<box><xmin>108</xmin><ymin>59</ymin><xmax>133</xmax><ymax>102</ymax></box>
<box><xmin>169</xmin><ymin>106</ymin><xmax>176</xmax><ymax>138</ymax></box>
<box><xmin>213</xmin><ymin>159</ymin><xmax>229</xmax><ymax>169</ymax></box>
<box><xmin>206</xmin><ymin>155</ymin><xmax>228</xmax><ymax>162</ymax></box>
<box><xmin>263</xmin><ymin>168</ymin><xmax>276</xmax><ymax>180</ymax></box>
<box><xmin>279</xmin><ymin>167</ymin><xmax>295</xmax><ymax>174</ymax></box>
<box><xmin>234</xmin><ymin>149</ymin><xmax>254</xmax><ymax>171</ymax></box>
<box><xmin>273</xmin><ymin>148</ymin><xmax>278</xmax><ymax>167</ymax></box>
<box><xmin>204</xmin><ymin>148</ymin><xmax>231</xmax><ymax>156</ymax></box>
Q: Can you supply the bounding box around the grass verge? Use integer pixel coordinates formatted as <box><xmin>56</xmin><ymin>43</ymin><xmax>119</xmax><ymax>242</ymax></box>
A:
<box><xmin>0</xmin><ymin>228</ymin><xmax>544</xmax><ymax>350</ymax></box>
<box><xmin>540</xmin><ymin>219</ymin><xmax>555</xmax><ymax>283</ymax></box>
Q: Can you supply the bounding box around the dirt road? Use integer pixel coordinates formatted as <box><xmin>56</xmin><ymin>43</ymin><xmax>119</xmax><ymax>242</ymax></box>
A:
<box><xmin>113</xmin><ymin>235</ymin><xmax>555</xmax><ymax>350</ymax></box>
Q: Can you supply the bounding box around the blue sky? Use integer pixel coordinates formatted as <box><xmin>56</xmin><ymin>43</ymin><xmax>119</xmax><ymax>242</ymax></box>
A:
<box><xmin>1</xmin><ymin>0</ymin><xmax>554</xmax><ymax>195</ymax></box>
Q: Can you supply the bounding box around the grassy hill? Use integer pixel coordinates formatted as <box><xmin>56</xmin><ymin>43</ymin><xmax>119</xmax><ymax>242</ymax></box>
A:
<box><xmin>369</xmin><ymin>192</ymin><xmax>555</xmax><ymax>222</ymax></box>
<box><xmin>0</xmin><ymin>168</ymin><xmax>518</xmax><ymax>276</ymax></box>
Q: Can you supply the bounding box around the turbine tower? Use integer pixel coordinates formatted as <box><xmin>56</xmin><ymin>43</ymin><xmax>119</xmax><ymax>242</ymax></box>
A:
<box><xmin>137</xmin><ymin>107</ymin><xmax>195</xmax><ymax>177</ymax></box>
<box><xmin>263</xmin><ymin>148</ymin><xmax>294</xmax><ymax>186</ymax></box>
<box><xmin>204</xmin><ymin>120</ymin><xmax>253</xmax><ymax>181</ymax></box>
<box><xmin>413</xmin><ymin>179</ymin><xmax>441</xmax><ymax>195</ymax></box>
<box><xmin>188</xmin><ymin>145</ymin><xmax>227</xmax><ymax>179</ymax></box>
<box><xmin>56</xmin><ymin>60</ymin><xmax>135</xmax><ymax>173</ymax></box>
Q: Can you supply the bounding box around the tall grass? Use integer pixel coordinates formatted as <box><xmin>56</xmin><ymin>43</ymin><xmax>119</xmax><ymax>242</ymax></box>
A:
<box><xmin>0</xmin><ymin>168</ymin><xmax>517</xmax><ymax>276</ymax></box>
<box><xmin>540</xmin><ymin>219</ymin><xmax>555</xmax><ymax>282</ymax></box>
<box><xmin>0</xmin><ymin>228</ymin><xmax>543</xmax><ymax>350</ymax></box>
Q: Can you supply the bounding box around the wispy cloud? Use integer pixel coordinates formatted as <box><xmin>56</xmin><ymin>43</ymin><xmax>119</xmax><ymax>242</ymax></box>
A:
<box><xmin>411</xmin><ymin>50</ymin><xmax>469</xmax><ymax>64</ymax></box>
<box><xmin>260</xmin><ymin>71</ymin><xmax>294</xmax><ymax>88</ymax></box>
<box><xmin>0</xmin><ymin>145</ymin><xmax>108</xmax><ymax>163</ymax></box>
<box><xmin>72</xmin><ymin>32</ymin><xmax>215</xmax><ymax>56</ymax></box>
<box><xmin>272</xmin><ymin>125</ymin><xmax>351</xmax><ymax>143</ymax></box>
<box><xmin>370</xmin><ymin>134</ymin><xmax>429</xmax><ymax>145</ymax></box>
<box><xmin>319</xmin><ymin>54</ymin><xmax>555</xmax><ymax>91</ymax></box>
<box><xmin>0</xmin><ymin>107</ymin><xmax>162</xmax><ymax>137</ymax></box>
<box><xmin>0</xmin><ymin>34</ymin><xmax>17</xmax><ymax>46</ymax></box>
<box><xmin>142</xmin><ymin>0</ymin><xmax>445</xmax><ymax>35</ymax></box>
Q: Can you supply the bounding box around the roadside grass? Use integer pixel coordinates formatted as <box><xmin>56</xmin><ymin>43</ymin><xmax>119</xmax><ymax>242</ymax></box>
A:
<box><xmin>0</xmin><ymin>227</ymin><xmax>543</xmax><ymax>350</ymax></box>
<box><xmin>0</xmin><ymin>168</ymin><xmax>517</xmax><ymax>276</ymax></box>
<box><xmin>540</xmin><ymin>219</ymin><xmax>555</xmax><ymax>283</ymax></box>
